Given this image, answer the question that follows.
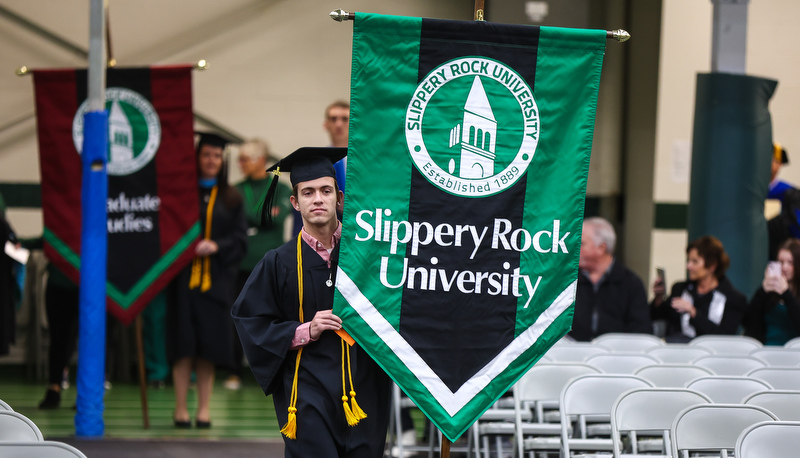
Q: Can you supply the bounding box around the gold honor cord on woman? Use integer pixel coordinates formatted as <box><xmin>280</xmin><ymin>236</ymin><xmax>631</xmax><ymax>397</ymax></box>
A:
<box><xmin>189</xmin><ymin>185</ymin><xmax>217</xmax><ymax>291</ymax></box>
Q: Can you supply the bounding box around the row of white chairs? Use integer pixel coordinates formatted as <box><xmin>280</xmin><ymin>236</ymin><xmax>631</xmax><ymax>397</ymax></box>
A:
<box><xmin>545</xmin><ymin>333</ymin><xmax>800</xmax><ymax>367</ymax></box>
<box><xmin>515</xmin><ymin>373</ymin><xmax>800</xmax><ymax>458</ymax></box>
<box><xmin>473</xmin><ymin>359</ymin><xmax>800</xmax><ymax>458</ymax></box>
<box><xmin>0</xmin><ymin>398</ymin><xmax>87</xmax><ymax>457</ymax></box>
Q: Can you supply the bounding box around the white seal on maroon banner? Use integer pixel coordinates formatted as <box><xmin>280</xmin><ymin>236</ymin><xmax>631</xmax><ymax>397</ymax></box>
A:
<box><xmin>72</xmin><ymin>87</ymin><xmax>162</xmax><ymax>176</ymax></box>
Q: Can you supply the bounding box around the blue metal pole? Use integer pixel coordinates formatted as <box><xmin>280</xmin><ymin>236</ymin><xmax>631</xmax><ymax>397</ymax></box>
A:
<box><xmin>75</xmin><ymin>109</ymin><xmax>108</xmax><ymax>438</ymax></box>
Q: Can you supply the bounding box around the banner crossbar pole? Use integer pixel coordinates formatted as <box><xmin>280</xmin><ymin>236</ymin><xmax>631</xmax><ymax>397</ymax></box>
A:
<box><xmin>328</xmin><ymin>9</ymin><xmax>631</xmax><ymax>42</ymax></box>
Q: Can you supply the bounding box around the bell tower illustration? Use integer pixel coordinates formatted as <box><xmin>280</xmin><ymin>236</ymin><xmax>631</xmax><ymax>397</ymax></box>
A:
<box><xmin>109</xmin><ymin>100</ymin><xmax>134</xmax><ymax>163</ymax></box>
<box><xmin>449</xmin><ymin>76</ymin><xmax>497</xmax><ymax>179</ymax></box>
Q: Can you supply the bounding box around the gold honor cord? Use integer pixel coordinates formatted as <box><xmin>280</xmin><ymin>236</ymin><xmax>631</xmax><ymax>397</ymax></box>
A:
<box><xmin>189</xmin><ymin>185</ymin><xmax>217</xmax><ymax>291</ymax></box>
<box><xmin>281</xmin><ymin>234</ymin><xmax>366</xmax><ymax>440</ymax></box>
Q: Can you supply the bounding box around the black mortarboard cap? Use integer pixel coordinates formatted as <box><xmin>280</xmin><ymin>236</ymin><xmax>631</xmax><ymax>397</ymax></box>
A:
<box><xmin>774</xmin><ymin>143</ymin><xmax>789</xmax><ymax>164</ymax></box>
<box><xmin>196</xmin><ymin>131</ymin><xmax>233</xmax><ymax>150</ymax></box>
<box><xmin>261</xmin><ymin>147</ymin><xmax>347</xmax><ymax>229</ymax></box>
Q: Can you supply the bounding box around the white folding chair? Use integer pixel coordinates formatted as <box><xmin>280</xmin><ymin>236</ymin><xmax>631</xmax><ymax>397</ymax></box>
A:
<box><xmin>688</xmin><ymin>335</ymin><xmax>763</xmax><ymax>355</ymax></box>
<box><xmin>735</xmin><ymin>421</ymin><xmax>800</xmax><ymax>458</ymax></box>
<box><xmin>543</xmin><ymin>343</ymin><xmax>611</xmax><ymax>362</ymax></box>
<box><xmin>646</xmin><ymin>344</ymin><xmax>712</xmax><ymax>364</ymax></box>
<box><xmin>0</xmin><ymin>399</ymin><xmax>13</xmax><ymax>411</ymax></box>
<box><xmin>0</xmin><ymin>411</ymin><xmax>44</xmax><ymax>442</ymax></box>
<box><xmin>611</xmin><ymin>387</ymin><xmax>712</xmax><ymax>457</ymax></box>
<box><xmin>691</xmin><ymin>354</ymin><xmax>766</xmax><ymax>375</ymax></box>
<box><xmin>523</xmin><ymin>374</ymin><xmax>654</xmax><ymax>457</ymax></box>
<box><xmin>585</xmin><ymin>353</ymin><xmax>661</xmax><ymax>374</ymax></box>
<box><xmin>473</xmin><ymin>362</ymin><xmax>598</xmax><ymax>458</ymax></box>
<box><xmin>592</xmin><ymin>333</ymin><xmax>664</xmax><ymax>352</ymax></box>
<box><xmin>0</xmin><ymin>441</ymin><xmax>88</xmax><ymax>457</ymax></box>
<box><xmin>671</xmin><ymin>404</ymin><xmax>778</xmax><ymax>458</ymax></box>
<box><xmin>746</xmin><ymin>367</ymin><xmax>800</xmax><ymax>390</ymax></box>
<box><xmin>749</xmin><ymin>347</ymin><xmax>800</xmax><ymax>367</ymax></box>
<box><xmin>634</xmin><ymin>364</ymin><xmax>713</xmax><ymax>388</ymax></box>
<box><xmin>784</xmin><ymin>336</ymin><xmax>800</xmax><ymax>348</ymax></box>
<box><xmin>684</xmin><ymin>376</ymin><xmax>773</xmax><ymax>403</ymax></box>
<box><xmin>743</xmin><ymin>390</ymin><xmax>800</xmax><ymax>421</ymax></box>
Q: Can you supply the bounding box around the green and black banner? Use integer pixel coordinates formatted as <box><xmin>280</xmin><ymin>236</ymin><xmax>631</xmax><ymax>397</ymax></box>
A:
<box><xmin>333</xmin><ymin>13</ymin><xmax>606</xmax><ymax>440</ymax></box>
<box><xmin>33</xmin><ymin>66</ymin><xmax>199</xmax><ymax>325</ymax></box>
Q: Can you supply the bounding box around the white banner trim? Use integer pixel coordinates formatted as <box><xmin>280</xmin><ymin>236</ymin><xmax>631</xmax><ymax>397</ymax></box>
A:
<box><xmin>337</xmin><ymin>267</ymin><xmax>575</xmax><ymax>416</ymax></box>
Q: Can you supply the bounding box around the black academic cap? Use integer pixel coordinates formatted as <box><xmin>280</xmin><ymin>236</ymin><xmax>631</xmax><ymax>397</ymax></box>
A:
<box><xmin>261</xmin><ymin>147</ymin><xmax>347</xmax><ymax>229</ymax></box>
<box><xmin>775</xmin><ymin>143</ymin><xmax>789</xmax><ymax>164</ymax></box>
<box><xmin>196</xmin><ymin>131</ymin><xmax>233</xmax><ymax>150</ymax></box>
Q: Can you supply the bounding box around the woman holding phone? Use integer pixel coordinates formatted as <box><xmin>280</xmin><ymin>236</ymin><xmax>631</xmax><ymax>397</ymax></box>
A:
<box><xmin>651</xmin><ymin>236</ymin><xmax>747</xmax><ymax>342</ymax></box>
<box><xmin>743</xmin><ymin>238</ymin><xmax>800</xmax><ymax>345</ymax></box>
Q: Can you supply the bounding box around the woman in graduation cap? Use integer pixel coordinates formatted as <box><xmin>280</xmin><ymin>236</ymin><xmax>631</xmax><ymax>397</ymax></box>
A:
<box><xmin>169</xmin><ymin>132</ymin><xmax>247</xmax><ymax>428</ymax></box>
<box><xmin>231</xmin><ymin>147</ymin><xmax>391</xmax><ymax>457</ymax></box>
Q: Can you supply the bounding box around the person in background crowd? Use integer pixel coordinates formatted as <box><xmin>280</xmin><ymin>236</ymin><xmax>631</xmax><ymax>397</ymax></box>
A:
<box><xmin>224</xmin><ymin>138</ymin><xmax>293</xmax><ymax>390</ymax></box>
<box><xmin>651</xmin><ymin>235</ymin><xmax>747</xmax><ymax>342</ymax></box>
<box><xmin>571</xmin><ymin>217</ymin><xmax>651</xmax><ymax>341</ymax></box>
<box><xmin>0</xmin><ymin>193</ymin><xmax>19</xmax><ymax>357</ymax></box>
<box><xmin>169</xmin><ymin>133</ymin><xmax>247</xmax><ymax>428</ymax></box>
<box><xmin>743</xmin><ymin>238</ymin><xmax>800</xmax><ymax>345</ymax></box>
<box><xmin>292</xmin><ymin>100</ymin><xmax>350</xmax><ymax>236</ymax></box>
<box><xmin>766</xmin><ymin>143</ymin><xmax>799</xmax><ymax>259</ymax></box>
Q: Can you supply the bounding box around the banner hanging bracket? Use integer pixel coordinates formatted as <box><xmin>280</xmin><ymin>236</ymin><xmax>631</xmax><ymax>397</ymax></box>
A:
<box><xmin>330</xmin><ymin>9</ymin><xmax>630</xmax><ymax>42</ymax></box>
<box><xmin>16</xmin><ymin>59</ymin><xmax>209</xmax><ymax>77</ymax></box>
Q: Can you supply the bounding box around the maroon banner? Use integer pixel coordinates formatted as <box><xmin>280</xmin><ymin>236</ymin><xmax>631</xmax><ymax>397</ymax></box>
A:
<box><xmin>33</xmin><ymin>66</ymin><xmax>200</xmax><ymax>325</ymax></box>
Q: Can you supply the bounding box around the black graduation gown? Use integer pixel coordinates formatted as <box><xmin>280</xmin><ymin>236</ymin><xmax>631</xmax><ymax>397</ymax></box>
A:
<box><xmin>232</xmin><ymin>238</ymin><xmax>391</xmax><ymax>458</ymax></box>
<box><xmin>169</xmin><ymin>186</ymin><xmax>247</xmax><ymax>366</ymax></box>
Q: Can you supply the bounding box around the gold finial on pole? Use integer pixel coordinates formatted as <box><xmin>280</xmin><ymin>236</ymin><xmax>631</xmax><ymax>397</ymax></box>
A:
<box><xmin>15</xmin><ymin>66</ymin><xmax>29</xmax><ymax>76</ymax></box>
<box><xmin>607</xmin><ymin>29</ymin><xmax>631</xmax><ymax>42</ymax></box>
<box><xmin>474</xmin><ymin>0</ymin><xmax>485</xmax><ymax>21</ymax></box>
<box><xmin>195</xmin><ymin>59</ymin><xmax>209</xmax><ymax>70</ymax></box>
<box><xmin>330</xmin><ymin>9</ymin><xmax>354</xmax><ymax>22</ymax></box>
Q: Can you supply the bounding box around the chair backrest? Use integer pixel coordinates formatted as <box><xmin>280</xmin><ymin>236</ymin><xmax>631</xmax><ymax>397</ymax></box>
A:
<box><xmin>646</xmin><ymin>344</ymin><xmax>712</xmax><ymax>364</ymax></box>
<box><xmin>611</xmin><ymin>387</ymin><xmax>712</xmax><ymax>457</ymax></box>
<box><xmin>746</xmin><ymin>367</ymin><xmax>800</xmax><ymax>390</ymax></box>
<box><xmin>688</xmin><ymin>335</ymin><xmax>763</xmax><ymax>355</ymax></box>
<box><xmin>784</xmin><ymin>336</ymin><xmax>800</xmax><ymax>348</ymax></box>
<box><xmin>591</xmin><ymin>333</ymin><xmax>665</xmax><ymax>352</ymax></box>
<box><xmin>691</xmin><ymin>354</ymin><xmax>767</xmax><ymax>375</ymax></box>
<box><xmin>517</xmin><ymin>362</ymin><xmax>602</xmax><ymax>408</ymax></box>
<box><xmin>584</xmin><ymin>353</ymin><xmax>661</xmax><ymax>374</ymax></box>
<box><xmin>0</xmin><ymin>411</ymin><xmax>44</xmax><ymax>442</ymax></box>
<box><xmin>560</xmin><ymin>374</ymin><xmax>654</xmax><ymax>456</ymax></box>
<box><xmin>543</xmin><ymin>343</ymin><xmax>611</xmax><ymax>362</ymax></box>
<box><xmin>749</xmin><ymin>348</ymin><xmax>800</xmax><ymax>367</ymax></box>
<box><xmin>743</xmin><ymin>390</ymin><xmax>800</xmax><ymax>421</ymax></box>
<box><xmin>0</xmin><ymin>399</ymin><xmax>13</xmax><ymax>411</ymax></box>
<box><xmin>634</xmin><ymin>364</ymin><xmax>713</xmax><ymax>387</ymax></box>
<box><xmin>685</xmin><ymin>376</ymin><xmax>773</xmax><ymax>403</ymax></box>
<box><xmin>0</xmin><ymin>441</ymin><xmax>88</xmax><ymax>457</ymax></box>
<box><xmin>735</xmin><ymin>421</ymin><xmax>800</xmax><ymax>458</ymax></box>
<box><xmin>671</xmin><ymin>404</ymin><xmax>778</xmax><ymax>457</ymax></box>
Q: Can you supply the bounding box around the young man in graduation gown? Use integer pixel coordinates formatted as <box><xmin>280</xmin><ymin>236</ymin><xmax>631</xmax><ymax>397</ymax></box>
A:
<box><xmin>231</xmin><ymin>147</ymin><xmax>391</xmax><ymax>458</ymax></box>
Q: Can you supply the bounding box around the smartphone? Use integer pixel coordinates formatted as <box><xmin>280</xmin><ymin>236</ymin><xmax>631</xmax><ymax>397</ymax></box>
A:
<box><xmin>768</xmin><ymin>261</ymin><xmax>781</xmax><ymax>277</ymax></box>
<box><xmin>656</xmin><ymin>267</ymin><xmax>666</xmax><ymax>286</ymax></box>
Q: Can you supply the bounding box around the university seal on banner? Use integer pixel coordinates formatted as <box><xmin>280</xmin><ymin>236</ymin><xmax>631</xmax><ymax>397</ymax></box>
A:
<box><xmin>405</xmin><ymin>57</ymin><xmax>540</xmax><ymax>198</ymax></box>
<box><xmin>72</xmin><ymin>87</ymin><xmax>162</xmax><ymax>176</ymax></box>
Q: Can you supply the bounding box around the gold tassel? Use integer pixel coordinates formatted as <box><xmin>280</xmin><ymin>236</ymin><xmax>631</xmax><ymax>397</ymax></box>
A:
<box><xmin>280</xmin><ymin>406</ymin><xmax>298</xmax><ymax>439</ymax></box>
<box><xmin>341</xmin><ymin>339</ymin><xmax>363</xmax><ymax>425</ymax></box>
<box><xmin>189</xmin><ymin>257</ymin><xmax>202</xmax><ymax>289</ymax></box>
<box><xmin>200</xmin><ymin>257</ymin><xmax>211</xmax><ymax>292</ymax></box>
<box><xmin>346</xmin><ymin>343</ymin><xmax>367</xmax><ymax>421</ymax></box>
